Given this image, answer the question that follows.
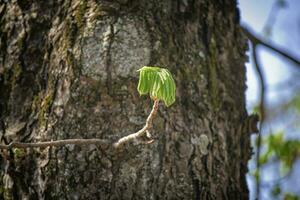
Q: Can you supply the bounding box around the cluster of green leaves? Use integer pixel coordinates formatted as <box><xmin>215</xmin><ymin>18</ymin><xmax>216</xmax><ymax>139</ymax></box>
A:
<box><xmin>256</xmin><ymin>132</ymin><xmax>300</xmax><ymax>199</ymax></box>
<box><xmin>271</xmin><ymin>185</ymin><xmax>300</xmax><ymax>200</ymax></box>
<box><xmin>259</xmin><ymin>132</ymin><xmax>300</xmax><ymax>174</ymax></box>
<box><xmin>137</xmin><ymin>66</ymin><xmax>176</xmax><ymax>107</ymax></box>
<box><xmin>283</xmin><ymin>193</ymin><xmax>300</xmax><ymax>200</ymax></box>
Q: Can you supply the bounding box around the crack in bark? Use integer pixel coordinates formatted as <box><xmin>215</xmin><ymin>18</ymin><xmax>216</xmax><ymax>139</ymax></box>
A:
<box><xmin>241</xmin><ymin>26</ymin><xmax>300</xmax><ymax>67</ymax></box>
<box><xmin>18</xmin><ymin>8</ymin><xmax>27</xmax><ymax>74</ymax></box>
<box><xmin>105</xmin><ymin>19</ymin><xmax>117</xmax><ymax>96</ymax></box>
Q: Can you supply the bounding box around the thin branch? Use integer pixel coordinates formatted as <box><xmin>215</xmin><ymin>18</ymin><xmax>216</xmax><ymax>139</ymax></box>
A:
<box><xmin>252</xmin><ymin>44</ymin><xmax>266</xmax><ymax>123</ymax></box>
<box><xmin>0</xmin><ymin>100</ymin><xmax>160</xmax><ymax>150</ymax></box>
<box><xmin>252</xmin><ymin>43</ymin><xmax>266</xmax><ymax>200</ymax></box>
<box><xmin>0</xmin><ymin>139</ymin><xmax>111</xmax><ymax>150</ymax></box>
<box><xmin>113</xmin><ymin>99</ymin><xmax>159</xmax><ymax>148</ymax></box>
<box><xmin>262</xmin><ymin>0</ymin><xmax>284</xmax><ymax>36</ymax></box>
<box><xmin>241</xmin><ymin>26</ymin><xmax>300</xmax><ymax>67</ymax></box>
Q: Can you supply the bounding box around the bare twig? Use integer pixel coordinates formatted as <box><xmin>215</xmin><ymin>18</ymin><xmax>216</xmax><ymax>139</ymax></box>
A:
<box><xmin>251</xmin><ymin>43</ymin><xmax>266</xmax><ymax>200</ymax></box>
<box><xmin>0</xmin><ymin>100</ymin><xmax>160</xmax><ymax>150</ymax></box>
<box><xmin>113</xmin><ymin>99</ymin><xmax>159</xmax><ymax>148</ymax></box>
<box><xmin>262</xmin><ymin>0</ymin><xmax>285</xmax><ymax>36</ymax></box>
<box><xmin>241</xmin><ymin>26</ymin><xmax>300</xmax><ymax>67</ymax></box>
<box><xmin>0</xmin><ymin>139</ymin><xmax>111</xmax><ymax>149</ymax></box>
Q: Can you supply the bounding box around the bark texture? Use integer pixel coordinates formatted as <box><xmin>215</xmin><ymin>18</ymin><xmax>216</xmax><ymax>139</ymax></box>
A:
<box><xmin>0</xmin><ymin>0</ymin><xmax>251</xmax><ymax>199</ymax></box>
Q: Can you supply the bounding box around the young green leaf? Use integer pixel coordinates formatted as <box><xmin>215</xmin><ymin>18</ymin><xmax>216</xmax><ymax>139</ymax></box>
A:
<box><xmin>137</xmin><ymin>66</ymin><xmax>176</xmax><ymax>106</ymax></box>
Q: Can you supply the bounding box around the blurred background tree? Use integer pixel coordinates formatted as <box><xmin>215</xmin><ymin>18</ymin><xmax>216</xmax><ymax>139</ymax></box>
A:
<box><xmin>239</xmin><ymin>0</ymin><xmax>300</xmax><ymax>199</ymax></box>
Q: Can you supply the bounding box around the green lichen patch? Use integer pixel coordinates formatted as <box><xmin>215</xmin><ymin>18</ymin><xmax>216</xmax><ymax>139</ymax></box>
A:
<box><xmin>13</xmin><ymin>148</ymin><xmax>26</xmax><ymax>162</ymax></box>
<box><xmin>11</xmin><ymin>63</ymin><xmax>22</xmax><ymax>87</ymax></box>
<box><xmin>74</xmin><ymin>0</ymin><xmax>87</xmax><ymax>33</ymax></box>
<box><xmin>38</xmin><ymin>91</ymin><xmax>54</xmax><ymax>127</ymax></box>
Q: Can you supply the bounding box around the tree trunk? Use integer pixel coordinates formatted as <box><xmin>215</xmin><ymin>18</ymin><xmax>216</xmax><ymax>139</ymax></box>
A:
<box><xmin>0</xmin><ymin>0</ymin><xmax>251</xmax><ymax>199</ymax></box>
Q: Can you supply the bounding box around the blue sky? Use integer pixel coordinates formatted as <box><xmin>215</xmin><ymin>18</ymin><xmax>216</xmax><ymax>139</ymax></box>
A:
<box><xmin>239</xmin><ymin>0</ymin><xmax>300</xmax><ymax>109</ymax></box>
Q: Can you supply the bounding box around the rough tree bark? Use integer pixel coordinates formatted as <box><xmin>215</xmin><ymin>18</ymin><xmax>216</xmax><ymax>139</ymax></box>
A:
<box><xmin>0</xmin><ymin>0</ymin><xmax>252</xmax><ymax>199</ymax></box>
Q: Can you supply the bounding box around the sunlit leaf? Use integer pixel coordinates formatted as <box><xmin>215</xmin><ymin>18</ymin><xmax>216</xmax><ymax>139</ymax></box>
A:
<box><xmin>137</xmin><ymin>66</ymin><xmax>176</xmax><ymax>106</ymax></box>
<box><xmin>259</xmin><ymin>131</ymin><xmax>300</xmax><ymax>175</ymax></box>
<box><xmin>259</xmin><ymin>149</ymin><xmax>272</xmax><ymax>165</ymax></box>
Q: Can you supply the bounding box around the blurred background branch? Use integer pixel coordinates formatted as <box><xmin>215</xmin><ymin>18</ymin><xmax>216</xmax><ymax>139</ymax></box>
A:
<box><xmin>239</xmin><ymin>0</ymin><xmax>300</xmax><ymax>199</ymax></box>
<box><xmin>241</xmin><ymin>27</ymin><xmax>300</xmax><ymax>67</ymax></box>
